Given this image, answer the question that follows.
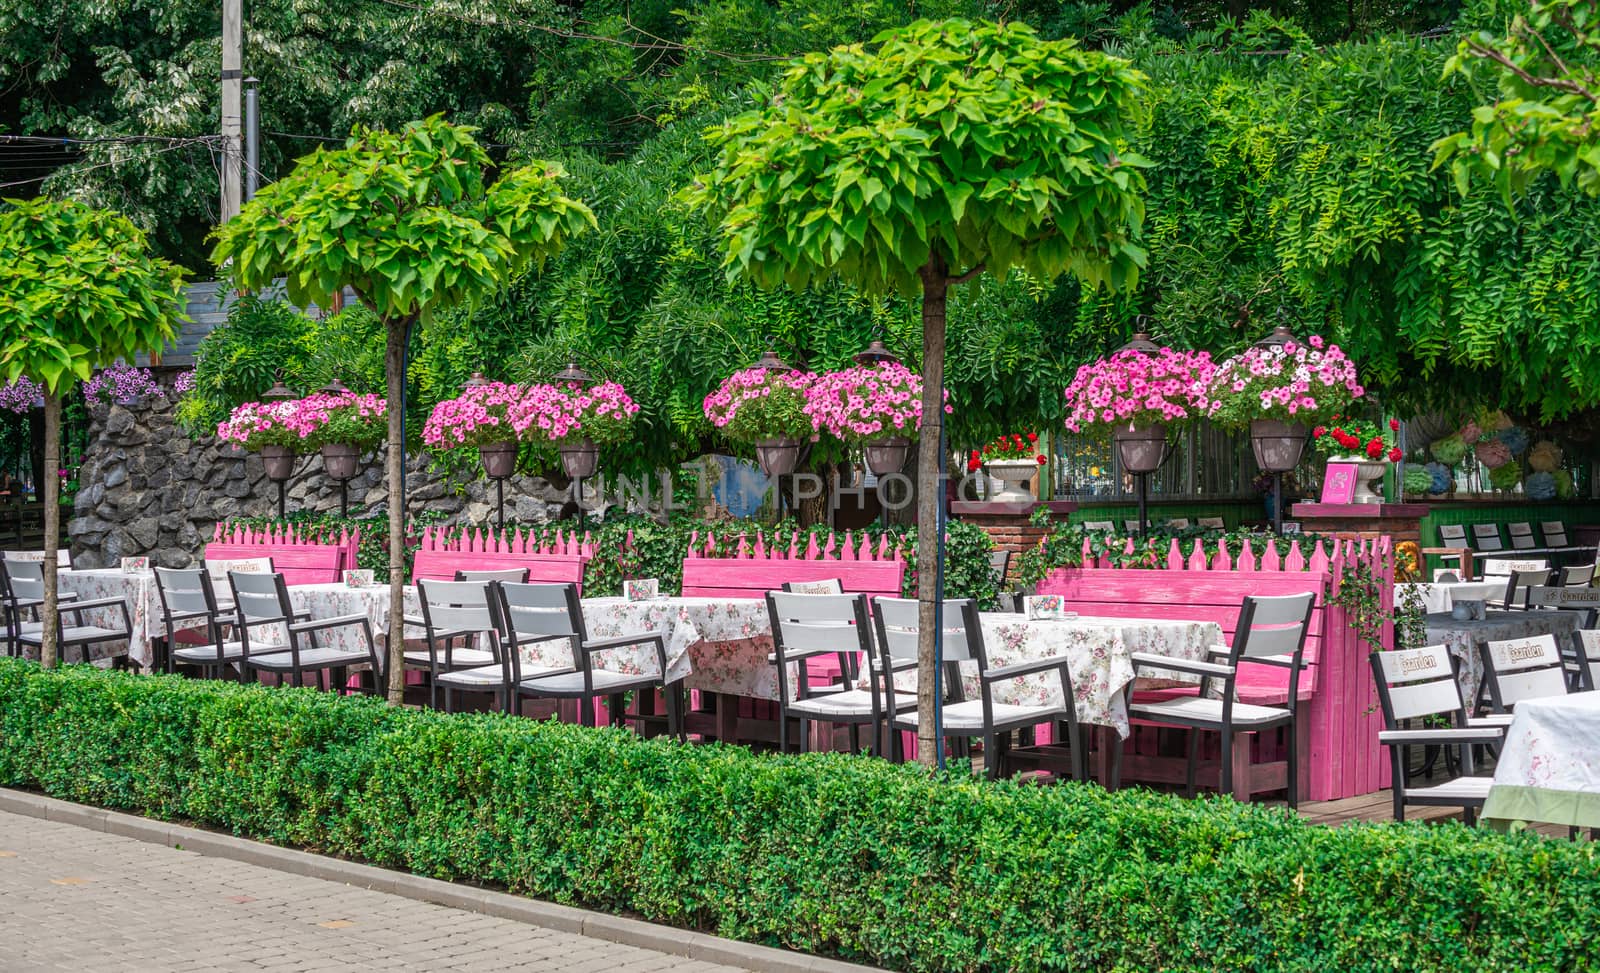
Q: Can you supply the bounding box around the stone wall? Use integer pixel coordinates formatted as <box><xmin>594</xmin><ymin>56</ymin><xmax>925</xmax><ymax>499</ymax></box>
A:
<box><xmin>68</xmin><ymin>395</ymin><xmax>573</xmax><ymax>569</ymax></box>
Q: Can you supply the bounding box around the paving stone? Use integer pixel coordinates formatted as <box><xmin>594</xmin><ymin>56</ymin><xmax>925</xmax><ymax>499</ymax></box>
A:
<box><xmin>0</xmin><ymin>810</ymin><xmax>752</xmax><ymax>972</ymax></box>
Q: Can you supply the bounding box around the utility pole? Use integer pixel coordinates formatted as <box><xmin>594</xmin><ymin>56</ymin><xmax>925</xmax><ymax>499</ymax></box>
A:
<box><xmin>244</xmin><ymin>76</ymin><xmax>260</xmax><ymax>201</ymax></box>
<box><xmin>220</xmin><ymin>0</ymin><xmax>243</xmax><ymax>223</ymax></box>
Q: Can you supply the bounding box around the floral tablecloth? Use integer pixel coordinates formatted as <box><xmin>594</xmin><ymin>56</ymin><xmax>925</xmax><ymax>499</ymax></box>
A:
<box><xmin>54</xmin><ymin>569</ymin><xmax>165</xmax><ymax>666</ymax></box>
<box><xmin>515</xmin><ymin>597</ymin><xmax>776</xmax><ymax>695</ymax></box>
<box><xmin>281</xmin><ymin>583</ymin><xmax>423</xmax><ymax>652</ymax></box>
<box><xmin>882</xmin><ymin>614</ymin><xmax>1223</xmax><ymax>737</ymax></box>
<box><xmin>1425</xmin><ymin>610</ymin><xmax>1581</xmax><ymax>708</ymax></box>
<box><xmin>1483</xmin><ymin>690</ymin><xmax>1600</xmax><ymax>830</ymax></box>
<box><xmin>1396</xmin><ymin>580</ymin><xmax>1503</xmax><ymax>615</ymax></box>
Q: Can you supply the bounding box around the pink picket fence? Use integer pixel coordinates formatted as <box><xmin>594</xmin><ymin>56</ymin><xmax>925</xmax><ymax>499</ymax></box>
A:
<box><xmin>412</xmin><ymin>526</ymin><xmax>593</xmax><ymax>590</ymax></box>
<box><xmin>1037</xmin><ymin>535</ymin><xmax>1395</xmax><ymax>801</ymax></box>
<box><xmin>207</xmin><ymin>522</ymin><xmax>360</xmax><ymax>585</ymax></box>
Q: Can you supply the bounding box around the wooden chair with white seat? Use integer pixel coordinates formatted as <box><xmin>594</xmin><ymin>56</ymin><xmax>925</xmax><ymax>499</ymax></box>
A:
<box><xmin>229</xmin><ymin>570</ymin><xmax>382</xmax><ymax>692</ymax></box>
<box><xmin>1472</xmin><ymin>523</ymin><xmax>1506</xmax><ymax>553</ymax></box>
<box><xmin>154</xmin><ymin>567</ymin><xmax>245</xmax><ymax>679</ymax></box>
<box><xmin>765</xmin><ymin>591</ymin><xmax>903</xmax><ymax>755</ymax></box>
<box><xmin>1126</xmin><ymin>592</ymin><xmax>1316</xmax><ymax>807</ymax></box>
<box><xmin>870</xmin><ymin>596</ymin><xmax>1083</xmax><ymax>781</ymax></box>
<box><xmin>493</xmin><ymin>581</ymin><xmax>680</xmax><ymax>738</ymax></box>
<box><xmin>1370</xmin><ymin>644</ymin><xmax>1504</xmax><ymax>824</ymax></box>
<box><xmin>1507</xmin><ymin>522</ymin><xmax>1538</xmax><ymax>551</ymax></box>
<box><xmin>416</xmin><ymin>578</ymin><xmax>514</xmax><ymax>712</ymax></box>
<box><xmin>2</xmin><ymin>558</ymin><xmax>132</xmax><ymax>664</ymax></box>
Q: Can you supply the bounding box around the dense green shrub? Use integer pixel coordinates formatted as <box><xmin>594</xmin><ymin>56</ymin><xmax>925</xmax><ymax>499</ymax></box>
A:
<box><xmin>1</xmin><ymin>661</ymin><xmax>1596</xmax><ymax>972</ymax></box>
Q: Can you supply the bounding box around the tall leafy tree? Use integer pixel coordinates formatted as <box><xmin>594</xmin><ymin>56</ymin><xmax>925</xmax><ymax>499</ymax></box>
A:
<box><xmin>686</xmin><ymin>18</ymin><xmax>1147</xmax><ymax>764</ymax></box>
<box><xmin>0</xmin><ymin>197</ymin><xmax>184</xmax><ymax>666</ymax></box>
<box><xmin>212</xmin><ymin>115</ymin><xmax>594</xmax><ymax>704</ymax></box>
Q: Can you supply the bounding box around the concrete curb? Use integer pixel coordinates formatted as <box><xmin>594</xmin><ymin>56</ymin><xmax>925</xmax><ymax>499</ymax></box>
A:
<box><xmin>0</xmin><ymin>787</ymin><xmax>885</xmax><ymax>973</ymax></box>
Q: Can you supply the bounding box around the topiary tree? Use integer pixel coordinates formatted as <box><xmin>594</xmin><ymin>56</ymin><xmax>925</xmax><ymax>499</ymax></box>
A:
<box><xmin>686</xmin><ymin>18</ymin><xmax>1147</xmax><ymax>765</ymax></box>
<box><xmin>212</xmin><ymin>115</ymin><xmax>594</xmax><ymax>704</ymax></box>
<box><xmin>0</xmin><ymin>197</ymin><xmax>185</xmax><ymax>667</ymax></box>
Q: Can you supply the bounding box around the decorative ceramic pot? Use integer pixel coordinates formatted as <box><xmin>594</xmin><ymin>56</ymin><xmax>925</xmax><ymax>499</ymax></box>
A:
<box><xmin>1250</xmin><ymin>419</ymin><xmax>1308</xmax><ymax>473</ymax></box>
<box><xmin>479</xmin><ymin>441</ymin><xmax>518</xmax><ymax>479</ymax></box>
<box><xmin>320</xmin><ymin>442</ymin><xmax>361</xmax><ymax>481</ymax></box>
<box><xmin>862</xmin><ymin>436</ymin><xmax>911</xmax><ymax>476</ymax></box>
<box><xmin>259</xmin><ymin>445</ymin><xmax>295</xmax><ymax>482</ymax></box>
<box><xmin>1113</xmin><ymin>421</ymin><xmax>1167</xmax><ymax>474</ymax></box>
<box><xmin>559</xmin><ymin>438</ymin><xmax>599</xmax><ymax>479</ymax></box>
<box><xmin>754</xmin><ymin>437</ymin><xmax>802</xmax><ymax>477</ymax></box>
<box><xmin>984</xmin><ymin>459</ymin><xmax>1040</xmax><ymax>503</ymax></box>
<box><xmin>1329</xmin><ymin>455</ymin><xmax>1387</xmax><ymax>504</ymax></box>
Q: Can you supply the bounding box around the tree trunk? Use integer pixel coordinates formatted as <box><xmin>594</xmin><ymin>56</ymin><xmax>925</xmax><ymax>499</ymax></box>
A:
<box><xmin>914</xmin><ymin>257</ymin><xmax>949</xmax><ymax>768</ymax></box>
<box><xmin>384</xmin><ymin>317</ymin><xmax>408</xmax><ymax>704</ymax></box>
<box><xmin>41</xmin><ymin>391</ymin><xmax>59</xmax><ymax>669</ymax></box>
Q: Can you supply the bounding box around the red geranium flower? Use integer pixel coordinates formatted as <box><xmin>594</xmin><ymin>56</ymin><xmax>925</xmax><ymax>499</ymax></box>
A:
<box><xmin>1313</xmin><ymin>426</ymin><xmax>1326</xmax><ymax>437</ymax></box>
<box><xmin>1036</xmin><ymin>455</ymin><xmax>1046</xmax><ymax>465</ymax></box>
<box><xmin>1366</xmin><ymin>439</ymin><xmax>1383</xmax><ymax>459</ymax></box>
<box><xmin>1387</xmin><ymin>447</ymin><xmax>1403</xmax><ymax>462</ymax></box>
<box><xmin>1389</xmin><ymin>418</ymin><xmax>1400</xmax><ymax>431</ymax></box>
<box><xmin>1026</xmin><ymin>432</ymin><xmax>1038</xmax><ymax>443</ymax></box>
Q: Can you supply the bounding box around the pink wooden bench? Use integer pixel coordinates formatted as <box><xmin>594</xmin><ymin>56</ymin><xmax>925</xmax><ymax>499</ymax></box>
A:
<box><xmin>1035</xmin><ymin>535</ymin><xmax>1393</xmax><ymax>802</ymax></box>
<box><xmin>678</xmin><ymin>529</ymin><xmax>906</xmax><ymax>745</ymax></box>
<box><xmin>410</xmin><ymin>526</ymin><xmax>591</xmax><ymax>593</ymax></box>
<box><xmin>206</xmin><ymin>523</ymin><xmax>357</xmax><ymax>586</ymax></box>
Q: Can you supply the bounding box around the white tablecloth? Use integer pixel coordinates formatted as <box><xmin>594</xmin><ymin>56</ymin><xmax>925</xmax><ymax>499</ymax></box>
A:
<box><xmin>1396</xmin><ymin>580</ymin><xmax>1504</xmax><ymax>615</ymax></box>
<box><xmin>1425</xmin><ymin>610</ymin><xmax>1582</xmax><ymax>708</ymax></box>
<box><xmin>883</xmin><ymin>613</ymin><xmax>1224</xmax><ymax>737</ymax></box>
<box><xmin>282</xmin><ymin>583</ymin><xmax>421</xmax><ymax>652</ymax></box>
<box><xmin>1483</xmin><ymin>691</ymin><xmax>1600</xmax><ymax>829</ymax></box>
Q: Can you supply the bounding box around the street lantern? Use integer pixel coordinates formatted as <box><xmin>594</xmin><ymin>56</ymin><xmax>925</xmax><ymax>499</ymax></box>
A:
<box><xmin>1250</xmin><ymin>308</ymin><xmax>1309</xmax><ymax>534</ymax></box>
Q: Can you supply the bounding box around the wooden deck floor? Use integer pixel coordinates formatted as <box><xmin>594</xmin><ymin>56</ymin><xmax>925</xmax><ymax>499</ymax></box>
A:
<box><xmin>1296</xmin><ymin>790</ymin><xmax>1573</xmax><ymax>838</ymax></box>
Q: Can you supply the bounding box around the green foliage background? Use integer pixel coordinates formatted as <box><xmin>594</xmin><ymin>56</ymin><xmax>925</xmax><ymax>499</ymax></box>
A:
<box><xmin>12</xmin><ymin>0</ymin><xmax>1600</xmax><ymax>463</ymax></box>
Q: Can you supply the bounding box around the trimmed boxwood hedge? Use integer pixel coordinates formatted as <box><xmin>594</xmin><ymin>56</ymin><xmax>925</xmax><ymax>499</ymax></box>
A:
<box><xmin>1</xmin><ymin>659</ymin><xmax>1597</xmax><ymax>972</ymax></box>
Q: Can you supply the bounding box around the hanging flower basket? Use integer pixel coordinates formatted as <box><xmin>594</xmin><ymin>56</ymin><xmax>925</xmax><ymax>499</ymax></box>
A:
<box><xmin>1251</xmin><ymin>419</ymin><xmax>1310</xmax><ymax>473</ymax></box>
<box><xmin>862</xmin><ymin>436</ymin><xmax>912</xmax><ymax>475</ymax></box>
<box><xmin>479</xmin><ymin>441</ymin><xmax>519</xmax><ymax>479</ymax></box>
<box><xmin>1113</xmin><ymin>421</ymin><xmax>1169</xmax><ymax>474</ymax></box>
<box><xmin>259</xmin><ymin>445</ymin><xmax>295</xmax><ymax>482</ymax></box>
<box><xmin>321</xmin><ymin>442</ymin><xmax>361</xmax><ymax>481</ymax></box>
<box><xmin>754</xmin><ymin>437</ymin><xmax>803</xmax><ymax>477</ymax></box>
<box><xmin>559</xmin><ymin>438</ymin><xmax>599</xmax><ymax>479</ymax></box>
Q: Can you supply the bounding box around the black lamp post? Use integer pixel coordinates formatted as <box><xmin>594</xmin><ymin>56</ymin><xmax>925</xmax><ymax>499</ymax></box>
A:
<box><xmin>748</xmin><ymin>347</ymin><xmax>802</xmax><ymax>520</ymax></box>
<box><xmin>464</xmin><ymin>371</ymin><xmax>514</xmax><ymax>531</ymax></box>
<box><xmin>1112</xmin><ymin>318</ymin><xmax>1170</xmax><ymax>536</ymax></box>
<box><xmin>554</xmin><ymin>360</ymin><xmax>596</xmax><ymax>529</ymax></box>
<box><xmin>316</xmin><ymin>379</ymin><xmax>361</xmax><ymax>516</ymax></box>
<box><xmin>260</xmin><ymin>373</ymin><xmax>297</xmax><ymax>518</ymax></box>
<box><xmin>1249</xmin><ymin>309</ymin><xmax>1309</xmax><ymax>535</ymax></box>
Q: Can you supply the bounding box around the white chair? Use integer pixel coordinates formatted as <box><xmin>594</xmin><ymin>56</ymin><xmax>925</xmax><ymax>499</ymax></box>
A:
<box><xmin>1559</xmin><ymin>562</ymin><xmax>1596</xmax><ymax>588</ymax></box>
<box><xmin>1472</xmin><ymin>523</ymin><xmax>1505</xmax><ymax>552</ymax></box>
<box><xmin>782</xmin><ymin>578</ymin><xmax>843</xmax><ymax>595</ymax></box>
<box><xmin>416</xmin><ymin>578</ymin><xmax>512</xmax><ymax>712</ymax></box>
<box><xmin>154</xmin><ymin>567</ymin><xmax>245</xmax><ymax>678</ymax></box>
<box><xmin>766</xmin><ymin>591</ymin><xmax>902</xmax><ymax>754</ymax></box>
<box><xmin>1</xmin><ymin>549</ymin><xmax>72</xmax><ymax>568</ymax></box>
<box><xmin>1492</xmin><ymin>568</ymin><xmax>1555</xmax><ymax>611</ymax></box>
<box><xmin>1479</xmin><ymin>634</ymin><xmax>1568</xmax><ymax>713</ymax></box>
<box><xmin>204</xmin><ymin>556</ymin><xmax>271</xmax><ymax>612</ymax></box>
<box><xmin>229</xmin><ymin>570</ymin><xmax>381</xmax><ymax>692</ymax></box>
<box><xmin>1123</xmin><ymin>520</ymin><xmax>1142</xmax><ymax>533</ymax></box>
<box><xmin>870</xmin><ymin>596</ymin><xmax>1082</xmax><ymax>781</ymax></box>
<box><xmin>1081</xmin><ymin>520</ymin><xmax>1115</xmax><ymax>532</ymax></box>
<box><xmin>1370</xmin><ymin>645</ymin><xmax>1503</xmax><ymax>824</ymax></box>
<box><xmin>1565</xmin><ymin>629</ymin><xmax>1600</xmax><ymax>692</ymax></box>
<box><xmin>493</xmin><ymin>581</ymin><xmax>679</xmax><ymax>737</ymax></box>
<box><xmin>2</xmin><ymin>558</ymin><xmax>132</xmax><ymax>664</ymax></box>
<box><xmin>454</xmin><ymin>568</ymin><xmax>530</xmax><ymax>583</ymax></box>
<box><xmin>1197</xmin><ymin>517</ymin><xmax>1226</xmax><ymax>529</ymax></box>
<box><xmin>1438</xmin><ymin>524</ymin><xmax>1470</xmax><ymax>548</ymax></box>
<box><xmin>1127</xmin><ymin>592</ymin><xmax>1316</xmax><ymax>806</ymax></box>
<box><xmin>1542</xmin><ymin>520</ymin><xmax>1571</xmax><ymax>548</ymax></box>
<box><xmin>1165</xmin><ymin>518</ymin><xmax>1191</xmax><ymax>529</ymax></box>
<box><xmin>1508</xmin><ymin>522</ymin><xmax>1538</xmax><ymax>551</ymax></box>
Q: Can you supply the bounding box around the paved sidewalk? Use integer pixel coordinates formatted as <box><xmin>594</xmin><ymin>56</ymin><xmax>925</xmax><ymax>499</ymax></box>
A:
<box><xmin>0</xmin><ymin>810</ymin><xmax>754</xmax><ymax>972</ymax></box>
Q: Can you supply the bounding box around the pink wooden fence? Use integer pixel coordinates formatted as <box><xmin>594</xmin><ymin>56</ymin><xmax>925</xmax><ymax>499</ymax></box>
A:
<box><xmin>1037</xmin><ymin>536</ymin><xmax>1395</xmax><ymax>802</ymax></box>
<box><xmin>207</xmin><ymin>522</ymin><xmax>359</xmax><ymax>585</ymax></box>
<box><xmin>681</xmin><ymin>529</ymin><xmax>904</xmax><ymax>601</ymax></box>
<box><xmin>411</xmin><ymin>526</ymin><xmax>593</xmax><ymax>589</ymax></box>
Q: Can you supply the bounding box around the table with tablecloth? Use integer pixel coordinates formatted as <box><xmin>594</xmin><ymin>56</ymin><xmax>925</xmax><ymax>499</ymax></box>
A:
<box><xmin>1482</xmin><ymin>690</ymin><xmax>1600</xmax><ymax>830</ymax></box>
<box><xmin>881</xmin><ymin>613</ymin><xmax>1224</xmax><ymax>737</ymax></box>
<box><xmin>1425</xmin><ymin>610</ymin><xmax>1582</xmax><ymax>708</ymax></box>
<box><xmin>1396</xmin><ymin>580</ymin><xmax>1504</xmax><ymax>615</ymax></box>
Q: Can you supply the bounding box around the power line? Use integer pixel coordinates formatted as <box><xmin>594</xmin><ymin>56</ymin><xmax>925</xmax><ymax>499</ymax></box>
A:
<box><xmin>0</xmin><ymin>138</ymin><xmax>223</xmax><ymax>192</ymax></box>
